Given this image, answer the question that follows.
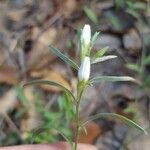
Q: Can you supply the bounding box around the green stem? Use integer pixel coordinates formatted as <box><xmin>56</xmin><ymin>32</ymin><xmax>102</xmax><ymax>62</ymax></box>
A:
<box><xmin>74</xmin><ymin>101</ymin><xmax>80</xmax><ymax>150</ymax></box>
<box><xmin>74</xmin><ymin>81</ymin><xmax>87</xmax><ymax>150</ymax></box>
<box><xmin>74</xmin><ymin>81</ymin><xmax>84</xmax><ymax>150</ymax></box>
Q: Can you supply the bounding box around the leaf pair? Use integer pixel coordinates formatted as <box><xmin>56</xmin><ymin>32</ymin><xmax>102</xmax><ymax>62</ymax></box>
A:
<box><xmin>23</xmin><ymin>77</ymin><xmax>147</xmax><ymax>136</ymax></box>
<box><xmin>91</xmin><ymin>46</ymin><xmax>117</xmax><ymax>64</ymax></box>
<box><xmin>49</xmin><ymin>43</ymin><xmax>116</xmax><ymax>68</ymax></box>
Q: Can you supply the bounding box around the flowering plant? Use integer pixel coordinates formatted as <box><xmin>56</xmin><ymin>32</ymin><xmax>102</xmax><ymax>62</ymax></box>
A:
<box><xmin>24</xmin><ymin>24</ymin><xmax>147</xmax><ymax>150</ymax></box>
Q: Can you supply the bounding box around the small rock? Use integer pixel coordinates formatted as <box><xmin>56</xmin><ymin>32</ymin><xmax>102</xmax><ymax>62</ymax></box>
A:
<box><xmin>123</xmin><ymin>29</ymin><xmax>142</xmax><ymax>50</ymax></box>
<box><xmin>94</xmin><ymin>34</ymin><xmax>121</xmax><ymax>50</ymax></box>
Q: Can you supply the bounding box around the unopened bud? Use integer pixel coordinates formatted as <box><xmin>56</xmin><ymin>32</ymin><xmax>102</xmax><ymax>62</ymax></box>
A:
<box><xmin>80</xmin><ymin>24</ymin><xmax>91</xmax><ymax>60</ymax></box>
<box><xmin>81</xmin><ymin>24</ymin><xmax>91</xmax><ymax>46</ymax></box>
<box><xmin>78</xmin><ymin>57</ymin><xmax>90</xmax><ymax>82</ymax></box>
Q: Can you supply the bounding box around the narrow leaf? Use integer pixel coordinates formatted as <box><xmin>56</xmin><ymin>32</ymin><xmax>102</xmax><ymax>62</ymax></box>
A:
<box><xmin>91</xmin><ymin>55</ymin><xmax>117</xmax><ymax>64</ymax></box>
<box><xmin>143</xmin><ymin>55</ymin><xmax>150</xmax><ymax>65</ymax></box>
<box><xmin>82</xmin><ymin>113</ymin><xmax>147</xmax><ymax>135</ymax></box>
<box><xmin>79</xmin><ymin>124</ymin><xmax>87</xmax><ymax>135</ymax></box>
<box><xmin>91</xmin><ymin>32</ymin><xmax>100</xmax><ymax>45</ymax></box>
<box><xmin>132</xmin><ymin>2</ymin><xmax>146</xmax><ymax>10</ymax></box>
<box><xmin>83</xmin><ymin>6</ymin><xmax>98</xmax><ymax>24</ymax></box>
<box><xmin>142</xmin><ymin>76</ymin><xmax>150</xmax><ymax>88</ymax></box>
<box><xmin>49</xmin><ymin>45</ymin><xmax>79</xmax><ymax>70</ymax></box>
<box><xmin>126</xmin><ymin>63</ymin><xmax>141</xmax><ymax>73</ymax></box>
<box><xmin>93</xmin><ymin>46</ymin><xmax>109</xmax><ymax>58</ymax></box>
<box><xmin>126</xmin><ymin>9</ymin><xmax>140</xmax><ymax>19</ymax></box>
<box><xmin>23</xmin><ymin>80</ymin><xmax>76</xmax><ymax>102</ymax></box>
<box><xmin>89</xmin><ymin>76</ymin><xmax>135</xmax><ymax>84</ymax></box>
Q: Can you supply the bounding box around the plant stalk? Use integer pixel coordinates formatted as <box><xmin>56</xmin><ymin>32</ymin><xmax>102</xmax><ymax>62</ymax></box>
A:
<box><xmin>74</xmin><ymin>82</ymin><xmax>84</xmax><ymax>150</ymax></box>
<box><xmin>74</xmin><ymin>81</ymin><xmax>86</xmax><ymax>150</ymax></box>
<box><xmin>74</xmin><ymin>100</ymin><xmax>80</xmax><ymax>150</ymax></box>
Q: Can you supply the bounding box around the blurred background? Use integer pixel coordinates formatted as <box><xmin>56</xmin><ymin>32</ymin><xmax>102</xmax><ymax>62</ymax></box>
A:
<box><xmin>0</xmin><ymin>0</ymin><xmax>150</xmax><ymax>149</ymax></box>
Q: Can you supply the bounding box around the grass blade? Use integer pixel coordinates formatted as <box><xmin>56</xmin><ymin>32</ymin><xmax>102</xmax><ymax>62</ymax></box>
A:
<box><xmin>49</xmin><ymin>45</ymin><xmax>79</xmax><ymax>70</ymax></box>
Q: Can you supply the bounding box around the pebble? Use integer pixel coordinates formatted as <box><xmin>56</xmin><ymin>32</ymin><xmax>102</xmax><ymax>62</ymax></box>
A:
<box><xmin>123</xmin><ymin>29</ymin><xmax>142</xmax><ymax>50</ymax></box>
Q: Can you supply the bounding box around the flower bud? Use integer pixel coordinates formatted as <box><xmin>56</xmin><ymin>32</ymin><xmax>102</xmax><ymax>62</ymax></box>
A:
<box><xmin>80</xmin><ymin>24</ymin><xmax>91</xmax><ymax>60</ymax></box>
<box><xmin>81</xmin><ymin>24</ymin><xmax>91</xmax><ymax>46</ymax></box>
<box><xmin>78</xmin><ymin>57</ymin><xmax>90</xmax><ymax>82</ymax></box>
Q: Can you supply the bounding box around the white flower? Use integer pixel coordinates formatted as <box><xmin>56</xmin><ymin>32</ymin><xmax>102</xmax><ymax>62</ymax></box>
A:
<box><xmin>78</xmin><ymin>57</ymin><xmax>90</xmax><ymax>81</ymax></box>
<box><xmin>81</xmin><ymin>24</ymin><xmax>91</xmax><ymax>46</ymax></box>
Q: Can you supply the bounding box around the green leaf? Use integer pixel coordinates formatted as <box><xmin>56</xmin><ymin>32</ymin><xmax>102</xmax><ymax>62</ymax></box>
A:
<box><xmin>30</xmin><ymin>127</ymin><xmax>74</xmax><ymax>149</ymax></box>
<box><xmin>49</xmin><ymin>45</ymin><xmax>79</xmax><ymax>70</ymax></box>
<box><xmin>142</xmin><ymin>76</ymin><xmax>150</xmax><ymax>88</ymax></box>
<box><xmin>107</xmin><ymin>13</ymin><xmax>122</xmax><ymax>30</ymax></box>
<box><xmin>143</xmin><ymin>55</ymin><xmax>150</xmax><ymax>65</ymax></box>
<box><xmin>15</xmin><ymin>85</ymin><xmax>29</xmax><ymax>107</ymax></box>
<box><xmin>129</xmin><ymin>2</ymin><xmax>146</xmax><ymax>10</ymax></box>
<box><xmin>126</xmin><ymin>9</ymin><xmax>140</xmax><ymax>19</ymax></box>
<box><xmin>82</xmin><ymin>113</ymin><xmax>147</xmax><ymax>135</ymax></box>
<box><xmin>124</xmin><ymin>103</ymin><xmax>142</xmax><ymax>123</ymax></box>
<box><xmin>126</xmin><ymin>63</ymin><xmax>141</xmax><ymax>73</ymax></box>
<box><xmin>91</xmin><ymin>55</ymin><xmax>117</xmax><ymax>64</ymax></box>
<box><xmin>93</xmin><ymin>46</ymin><xmax>109</xmax><ymax>58</ymax></box>
<box><xmin>23</xmin><ymin>80</ymin><xmax>76</xmax><ymax>103</ymax></box>
<box><xmin>58</xmin><ymin>93</ymin><xmax>75</xmax><ymax>119</ymax></box>
<box><xmin>83</xmin><ymin>6</ymin><xmax>98</xmax><ymax>24</ymax></box>
<box><xmin>79</xmin><ymin>124</ymin><xmax>87</xmax><ymax>135</ymax></box>
<box><xmin>89</xmin><ymin>76</ymin><xmax>135</xmax><ymax>84</ymax></box>
<box><xmin>91</xmin><ymin>32</ymin><xmax>100</xmax><ymax>45</ymax></box>
<box><xmin>115</xmin><ymin>0</ymin><xmax>125</xmax><ymax>9</ymax></box>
